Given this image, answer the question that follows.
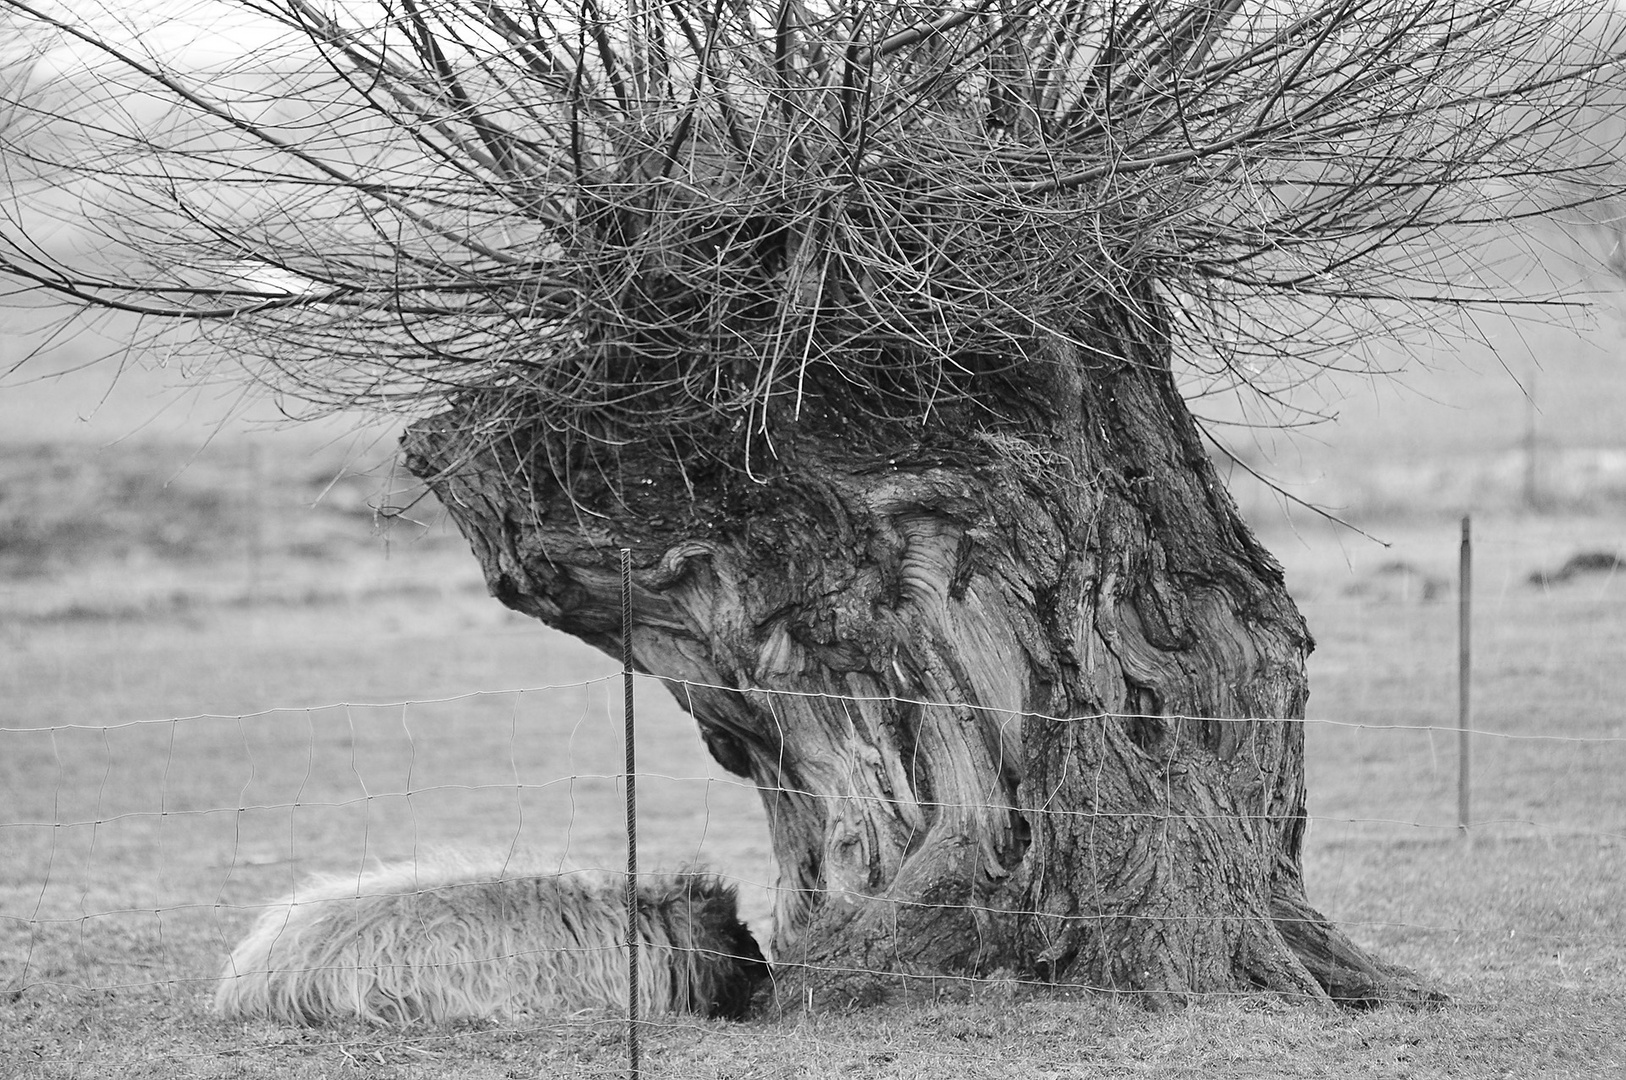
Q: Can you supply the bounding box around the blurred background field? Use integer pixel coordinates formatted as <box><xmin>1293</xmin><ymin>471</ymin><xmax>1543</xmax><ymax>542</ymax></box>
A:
<box><xmin>3</xmin><ymin>276</ymin><xmax>1625</xmax><ymax>1076</ymax></box>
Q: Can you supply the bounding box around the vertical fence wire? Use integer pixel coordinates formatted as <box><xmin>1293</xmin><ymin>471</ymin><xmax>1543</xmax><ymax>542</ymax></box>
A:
<box><xmin>621</xmin><ymin>548</ymin><xmax>641</xmax><ymax>1080</ymax></box>
<box><xmin>1458</xmin><ymin>515</ymin><xmax>1473</xmax><ymax>836</ymax></box>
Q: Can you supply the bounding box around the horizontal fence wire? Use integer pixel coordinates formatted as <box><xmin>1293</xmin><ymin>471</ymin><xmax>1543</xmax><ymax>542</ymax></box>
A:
<box><xmin>4</xmin><ymin>683</ymin><xmax>1622</xmax><ymax>990</ymax></box>
<box><xmin>9</xmin><ymin>673</ymin><xmax>1625</xmax><ymax>738</ymax></box>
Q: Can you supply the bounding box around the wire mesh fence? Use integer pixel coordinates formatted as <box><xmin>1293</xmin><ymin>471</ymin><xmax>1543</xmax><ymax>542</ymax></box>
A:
<box><xmin>2</xmin><ymin>515</ymin><xmax>1623</xmax><ymax>1076</ymax></box>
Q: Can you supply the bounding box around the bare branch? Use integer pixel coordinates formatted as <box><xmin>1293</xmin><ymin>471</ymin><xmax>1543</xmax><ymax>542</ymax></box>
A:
<box><xmin>0</xmin><ymin>0</ymin><xmax>1622</xmax><ymax>450</ymax></box>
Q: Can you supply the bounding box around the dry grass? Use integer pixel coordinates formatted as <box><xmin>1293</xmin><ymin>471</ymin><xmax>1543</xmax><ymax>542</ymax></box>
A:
<box><xmin>2</xmin><ymin>440</ymin><xmax>1624</xmax><ymax>1078</ymax></box>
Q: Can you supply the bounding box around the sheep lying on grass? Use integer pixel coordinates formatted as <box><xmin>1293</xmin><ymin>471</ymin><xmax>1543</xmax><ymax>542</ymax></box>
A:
<box><xmin>215</xmin><ymin>857</ymin><xmax>768</xmax><ymax>1026</ymax></box>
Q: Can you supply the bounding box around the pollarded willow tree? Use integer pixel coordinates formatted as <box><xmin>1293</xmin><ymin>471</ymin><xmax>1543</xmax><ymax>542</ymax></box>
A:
<box><xmin>5</xmin><ymin>0</ymin><xmax>1625</xmax><ymax>1008</ymax></box>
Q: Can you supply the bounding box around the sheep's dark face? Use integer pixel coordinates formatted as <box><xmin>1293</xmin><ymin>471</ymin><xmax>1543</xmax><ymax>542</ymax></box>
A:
<box><xmin>702</xmin><ymin>900</ymin><xmax>769</xmax><ymax>1020</ymax></box>
<box><xmin>668</xmin><ymin>874</ymin><xmax>770</xmax><ymax>1020</ymax></box>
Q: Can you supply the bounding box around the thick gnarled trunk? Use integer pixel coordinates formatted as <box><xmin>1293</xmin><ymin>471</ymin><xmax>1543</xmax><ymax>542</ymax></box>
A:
<box><xmin>402</xmin><ymin>309</ymin><xmax>1435</xmax><ymax>1011</ymax></box>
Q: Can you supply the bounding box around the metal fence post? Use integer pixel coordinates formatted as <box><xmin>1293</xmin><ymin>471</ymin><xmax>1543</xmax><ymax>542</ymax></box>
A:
<box><xmin>621</xmin><ymin>548</ymin><xmax>640</xmax><ymax>1080</ymax></box>
<box><xmin>1458</xmin><ymin>516</ymin><xmax>1472</xmax><ymax>836</ymax></box>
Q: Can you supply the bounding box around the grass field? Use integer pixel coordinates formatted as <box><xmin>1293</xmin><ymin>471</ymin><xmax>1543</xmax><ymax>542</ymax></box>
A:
<box><xmin>2</xmin><ymin>428</ymin><xmax>1624</xmax><ymax>1078</ymax></box>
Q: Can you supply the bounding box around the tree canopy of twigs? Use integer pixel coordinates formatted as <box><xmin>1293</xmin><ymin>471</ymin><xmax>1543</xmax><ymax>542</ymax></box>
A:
<box><xmin>2</xmin><ymin>0</ymin><xmax>1624</xmax><ymax>467</ymax></box>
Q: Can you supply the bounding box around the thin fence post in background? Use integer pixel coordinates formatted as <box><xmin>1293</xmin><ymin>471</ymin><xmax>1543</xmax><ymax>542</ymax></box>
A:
<box><xmin>1522</xmin><ymin>372</ymin><xmax>1541</xmax><ymax>510</ymax></box>
<box><xmin>1458</xmin><ymin>516</ymin><xmax>1472</xmax><ymax>837</ymax></box>
<box><xmin>246</xmin><ymin>439</ymin><xmax>266</xmax><ymax>604</ymax></box>
<box><xmin>621</xmin><ymin>548</ymin><xmax>641</xmax><ymax>1080</ymax></box>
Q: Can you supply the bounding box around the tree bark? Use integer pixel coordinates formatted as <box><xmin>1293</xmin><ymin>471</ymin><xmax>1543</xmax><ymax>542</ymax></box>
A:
<box><xmin>401</xmin><ymin>298</ymin><xmax>1439</xmax><ymax>1011</ymax></box>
